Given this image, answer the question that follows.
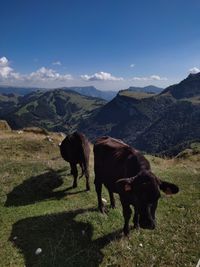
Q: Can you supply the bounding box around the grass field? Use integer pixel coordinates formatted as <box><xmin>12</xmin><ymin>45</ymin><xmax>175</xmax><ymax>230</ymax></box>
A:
<box><xmin>0</xmin><ymin>131</ymin><xmax>199</xmax><ymax>267</ymax></box>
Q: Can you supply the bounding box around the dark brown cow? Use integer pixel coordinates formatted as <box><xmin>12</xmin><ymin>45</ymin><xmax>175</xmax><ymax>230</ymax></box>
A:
<box><xmin>59</xmin><ymin>131</ymin><xmax>90</xmax><ymax>191</ymax></box>
<box><xmin>93</xmin><ymin>136</ymin><xmax>179</xmax><ymax>235</ymax></box>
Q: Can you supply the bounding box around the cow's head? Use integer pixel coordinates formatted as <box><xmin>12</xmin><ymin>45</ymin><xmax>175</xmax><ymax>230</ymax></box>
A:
<box><xmin>116</xmin><ymin>170</ymin><xmax>179</xmax><ymax>230</ymax></box>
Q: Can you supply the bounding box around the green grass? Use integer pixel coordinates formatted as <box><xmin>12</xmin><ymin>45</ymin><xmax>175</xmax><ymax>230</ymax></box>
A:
<box><xmin>0</xmin><ymin>131</ymin><xmax>200</xmax><ymax>267</ymax></box>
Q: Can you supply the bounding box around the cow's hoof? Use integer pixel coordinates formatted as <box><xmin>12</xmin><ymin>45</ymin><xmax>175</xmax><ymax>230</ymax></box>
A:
<box><xmin>123</xmin><ymin>227</ymin><xmax>130</xmax><ymax>236</ymax></box>
<box><xmin>99</xmin><ymin>206</ymin><xmax>107</xmax><ymax>214</ymax></box>
<box><xmin>133</xmin><ymin>224</ymin><xmax>140</xmax><ymax>230</ymax></box>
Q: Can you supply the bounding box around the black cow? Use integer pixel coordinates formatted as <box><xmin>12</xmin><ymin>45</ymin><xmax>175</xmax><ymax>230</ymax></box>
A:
<box><xmin>93</xmin><ymin>136</ymin><xmax>179</xmax><ymax>235</ymax></box>
<box><xmin>59</xmin><ymin>132</ymin><xmax>90</xmax><ymax>191</ymax></box>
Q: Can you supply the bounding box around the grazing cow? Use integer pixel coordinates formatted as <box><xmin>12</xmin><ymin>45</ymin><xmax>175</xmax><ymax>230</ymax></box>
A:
<box><xmin>93</xmin><ymin>136</ymin><xmax>179</xmax><ymax>235</ymax></box>
<box><xmin>59</xmin><ymin>131</ymin><xmax>90</xmax><ymax>191</ymax></box>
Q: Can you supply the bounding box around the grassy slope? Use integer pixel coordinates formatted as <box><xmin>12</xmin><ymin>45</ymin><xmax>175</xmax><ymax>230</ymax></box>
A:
<box><xmin>0</xmin><ymin>131</ymin><xmax>199</xmax><ymax>267</ymax></box>
<box><xmin>2</xmin><ymin>90</ymin><xmax>106</xmax><ymax>132</ymax></box>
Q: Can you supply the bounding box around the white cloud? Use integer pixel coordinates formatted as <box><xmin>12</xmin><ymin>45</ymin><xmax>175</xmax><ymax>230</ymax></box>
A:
<box><xmin>189</xmin><ymin>67</ymin><xmax>200</xmax><ymax>74</ymax></box>
<box><xmin>0</xmin><ymin>57</ymin><xmax>14</xmax><ymax>78</ymax></box>
<box><xmin>0</xmin><ymin>56</ymin><xmax>73</xmax><ymax>85</ymax></box>
<box><xmin>52</xmin><ymin>61</ymin><xmax>62</xmax><ymax>66</ymax></box>
<box><xmin>150</xmin><ymin>75</ymin><xmax>167</xmax><ymax>81</ymax></box>
<box><xmin>0</xmin><ymin>57</ymin><xmax>9</xmax><ymax>66</ymax></box>
<box><xmin>131</xmin><ymin>75</ymin><xmax>167</xmax><ymax>81</ymax></box>
<box><xmin>28</xmin><ymin>67</ymin><xmax>72</xmax><ymax>81</ymax></box>
<box><xmin>130</xmin><ymin>64</ymin><xmax>135</xmax><ymax>68</ymax></box>
<box><xmin>0</xmin><ymin>56</ymin><xmax>170</xmax><ymax>89</ymax></box>
<box><xmin>81</xmin><ymin>71</ymin><xmax>124</xmax><ymax>81</ymax></box>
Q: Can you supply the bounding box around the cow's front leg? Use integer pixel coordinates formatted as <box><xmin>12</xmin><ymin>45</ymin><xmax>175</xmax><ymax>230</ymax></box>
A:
<box><xmin>70</xmin><ymin>163</ymin><xmax>78</xmax><ymax>188</ymax></box>
<box><xmin>133</xmin><ymin>207</ymin><xmax>139</xmax><ymax>229</ymax></box>
<box><xmin>120</xmin><ymin>197</ymin><xmax>132</xmax><ymax>236</ymax></box>
<box><xmin>108</xmin><ymin>188</ymin><xmax>115</xmax><ymax>209</ymax></box>
<box><xmin>95</xmin><ymin>181</ymin><xmax>104</xmax><ymax>213</ymax></box>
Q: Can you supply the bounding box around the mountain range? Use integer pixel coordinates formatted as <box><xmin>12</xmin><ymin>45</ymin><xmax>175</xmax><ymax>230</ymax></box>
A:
<box><xmin>0</xmin><ymin>73</ymin><xmax>200</xmax><ymax>156</ymax></box>
<box><xmin>0</xmin><ymin>85</ymin><xmax>116</xmax><ymax>101</ymax></box>
<box><xmin>0</xmin><ymin>85</ymin><xmax>163</xmax><ymax>101</ymax></box>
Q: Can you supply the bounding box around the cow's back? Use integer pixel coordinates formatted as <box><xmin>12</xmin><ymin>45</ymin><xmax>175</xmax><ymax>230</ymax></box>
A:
<box><xmin>94</xmin><ymin>136</ymin><xmax>150</xmax><ymax>189</ymax></box>
<box><xmin>60</xmin><ymin>132</ymin><xmax>90</xmax><ymax>164</ymax></box>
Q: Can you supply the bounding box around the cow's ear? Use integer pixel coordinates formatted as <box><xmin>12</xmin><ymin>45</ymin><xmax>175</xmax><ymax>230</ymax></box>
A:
<box><xmin>159</xmin><ymin>181</ymin><xmax>179</xmax><ymax>195</ymax></box>
<box><xmin>115</xmin><ymin>178</ymin><xmax>132</xmax><ymax>193</ymax></box>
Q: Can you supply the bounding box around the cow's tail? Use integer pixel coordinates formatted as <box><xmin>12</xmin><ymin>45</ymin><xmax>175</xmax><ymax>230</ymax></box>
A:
<box><xmin>79</xmin><ymin>158</ymin><xmax>89</xmax><ymax>179</ymax></box>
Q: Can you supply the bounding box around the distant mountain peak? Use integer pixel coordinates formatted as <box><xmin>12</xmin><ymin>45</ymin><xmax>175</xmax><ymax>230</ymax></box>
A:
<box><xmin>161</xmin><ymin>73</ymin><xmax>200</xmax><ymax>99</ymax></box>
<box><xmin>187</xmin><ymin>72</ymin><xmax>200</xmax><ymax>80</ymax></box>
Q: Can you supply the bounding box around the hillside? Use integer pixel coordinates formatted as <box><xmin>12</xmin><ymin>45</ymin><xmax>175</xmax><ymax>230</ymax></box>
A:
<box><xmin>79</xmin><ymin>90</ymin><xmax>176</xmax><ymax>145</ymax></box>
<box><xmin>134</xmin><ymin>100</ymin><xmax>200</xmax><ymax>155</ymax></box>
<box><xmin>1</xmin><ymin>89</ymin><xmax>106</xmax><ymax>133</ymax></box>
<box><xmin>0</xmin><ymin>130</ymin><xmax>199</xmax><ymax>267</ymax></box>
<box><xmin>79</xmin><ymin>73</ymin><xmax>200</xmax><ymax>155</ymax></box>
<box><xmin>0</xmin><ymin>93</ymin><xmax>21</xmax><ymax>116</ymax></box>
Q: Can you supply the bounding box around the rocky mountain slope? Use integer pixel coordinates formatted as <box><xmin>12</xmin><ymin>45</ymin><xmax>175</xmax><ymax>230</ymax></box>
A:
<box><xmin>79</xmin><ymin>73</ymin><xmax>200</xmax><ymax>155</ymax></box>
<box><xmin>161</xmin><ymin>72</ymin><xmax>200</xmax><ymax>99</ymax></box>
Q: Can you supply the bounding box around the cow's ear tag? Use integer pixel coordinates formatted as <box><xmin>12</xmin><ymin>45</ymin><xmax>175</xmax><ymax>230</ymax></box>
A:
<box><xmin>124</xmin><ymin>184</ymin><xmax>132</xmax><ymax>192</ymax></box>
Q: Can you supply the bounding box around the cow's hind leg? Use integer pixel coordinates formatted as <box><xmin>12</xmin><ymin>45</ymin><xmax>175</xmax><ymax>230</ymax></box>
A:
<box><xmin>70</xmin><ymin>163</ymin><xmax>78</xmax><ymax>188</ymax></box>
<box><xmin>79</xmin><ymin>163</ymin><xmax>84</xmax><ymax>178</ymax></box>
<box><xmin>85</xmin><ymin>170</ymin><xmax>90</xmax><ymax>191</ymax></box>
<box><xmin>95</xmin><ymin>180</ymin><xmax>104</xmax><ymax>213</ymax></box>
<box><xmin>108</xmin><ymin>188</ymin><xmax>115</xmax><ymax>209</ymax></box>
<box><xmin>83</xmin><ymin>161</ymin><xmax>90</xmax><ymax>191</ymax></box>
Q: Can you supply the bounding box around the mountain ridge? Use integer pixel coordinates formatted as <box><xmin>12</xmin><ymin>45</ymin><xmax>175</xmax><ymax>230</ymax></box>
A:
<box><xmin>79</xmin><ymin>73</ymin><xmax>200</xmax><ymax>155</ymax></box>
<box><xmin>0</xmin><ymin>73</ymin><xmax>200</xmax><ymax>156</ymax></box>
<box><xmin>161</xmin><ymin>72</ymin><xmax>200</xmax><ymax>99</ymax></box>
<box><xmin>0</xmin><ymin>85</ymin><xmax>116</xmax><ymax>101</ymax></box>
<box><xmin>125</xmin><ymin>85</ymin><xmax>163</xmax><ymax>94</ymax></box>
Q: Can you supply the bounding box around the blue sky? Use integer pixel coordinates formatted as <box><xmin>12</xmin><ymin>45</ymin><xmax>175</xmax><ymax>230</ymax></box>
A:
<box><xmin>0</xmin><ymin>0</ymin><xmax>200</xmax><ymax>90</ymax></box>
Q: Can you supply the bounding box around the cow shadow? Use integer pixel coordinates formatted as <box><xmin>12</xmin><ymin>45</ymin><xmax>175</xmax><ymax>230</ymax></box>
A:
<box><xmin>9</xmin><ymin>208</ymin><xmax>122</xmax><ymax>267</ymax></box>
<box><xmin>5</xmin><ymin>168</ymin><xmax>85</xmax><ymax>207</ymax></box>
